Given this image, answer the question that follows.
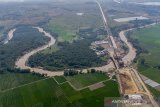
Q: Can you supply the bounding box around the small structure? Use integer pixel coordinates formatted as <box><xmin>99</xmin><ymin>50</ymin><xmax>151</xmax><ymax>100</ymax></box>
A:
<box><xmin>96</xmin><ymin>50</ymin><xmax>108</xmax><ymax>56</ymax></box>
<box><xmin>76</xmin><ymin>13</ymin><xmax>84</xmax><ymax>16</ymax></box>
<box><xmin>94</xmin><ymin>40</ymin><xmax>108</xmax><ymax>45</ymax></box>
<box><xmin>125</xmin><ymin>94</ymin><xmax>147</xmax><ymax>105</ymax></box>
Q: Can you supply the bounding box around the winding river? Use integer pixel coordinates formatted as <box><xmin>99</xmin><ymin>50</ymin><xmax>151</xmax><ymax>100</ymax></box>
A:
<box><xmin>15</xmin><ymin>27</ymin><xmax>64</xmax><ymax>76</ymax></box>
<box><xmin>13</xmin><ymin>23</ymin><xmax>156</xmax><ymax>77</ymax></box>
<box><xmin>120</xmin><ymin>29</ymin><xmax>136</xmax><ymax>65</ymax></box>
<box><xmin>4</xmin><ymin>28</ymin><xmax>16</xmax><ymax>44</ymax></box>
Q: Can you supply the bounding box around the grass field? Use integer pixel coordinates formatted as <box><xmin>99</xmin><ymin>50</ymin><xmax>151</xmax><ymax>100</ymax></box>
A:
<box><xmin>54</xmin><ymin>76</ymin><xmax>67</xmax><ymax>84</ymax></box>
<box><xmin>147</xmin><ymin>85</ymin><xmax>160</xmax><ymax>98</ymax></box>
<box><xmin>47</xmin><ymin>11</ymin><xmax>102</xmax><ymax>43</ymax></box>
<box><xmin>0</xmin><ymin>75</ymin><xmax>119</xmax><ymax>107</ymax></box>
<box><xmin>131</xmin><ymin>24</ymin><xmax>160</xmax><ymax>83</ymax></box>
<box><xmin>0</xmin><ymin>72</ymin><xmax>45</xmax><ymax>92</ymax></box>
<box><xmin>65</xmin><ymin>73</ymin><xmax>109</xmax><ymax>89</ymax></box>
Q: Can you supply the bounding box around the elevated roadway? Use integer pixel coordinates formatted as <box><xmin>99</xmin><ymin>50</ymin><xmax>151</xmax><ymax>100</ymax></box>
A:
<box><xmin>96</xmin><ymin>0</ymin><xmax>119</xmax><ymax>69</ymax></box>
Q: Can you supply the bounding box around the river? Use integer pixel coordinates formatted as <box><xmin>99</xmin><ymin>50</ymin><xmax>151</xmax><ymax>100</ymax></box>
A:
<box><xmin>14</xmin><ymin>23</ymin><xmax>156</xmax><ymax>76</ymax></box>
<box><xmin>15</xmin><ymin>27</ymin><xmax>64</xmax><ymax>76</ymax></box>
<box><xmin>4</xmin><ymin>28</ymin><xmax>16</xmax><ymax>44</ymax></box>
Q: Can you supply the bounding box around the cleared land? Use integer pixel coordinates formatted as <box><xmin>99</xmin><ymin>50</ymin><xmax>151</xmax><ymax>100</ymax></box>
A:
<box><xmin>131</xmin><ymin>24</ymin><xmax>160</xmax><ymax>83</ymax></box>
<box><xmin>114</xmin><ymin>16</ymin><xmax>148</xmax><ymax>22</ymax></box>
<box><xmin>0</xmin><ymin>77</ymin><xmax>119</xmax><ymax>107</ymax></box>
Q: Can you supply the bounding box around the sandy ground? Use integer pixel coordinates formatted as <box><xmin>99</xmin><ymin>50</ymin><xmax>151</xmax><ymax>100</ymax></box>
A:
<box><xmin>4</xmin><ymin>28</ymin><xmax>16</xmax><ymax>44</ymax></box>
<box><xmin>119</xmin><ymin>68</ymin><xmax>139</xmax><ymax>94</ymax></box>
<box><xmin>119</xmin><ymin>29</ymin><xmax>136</xmax><ymax>66</ymax></box>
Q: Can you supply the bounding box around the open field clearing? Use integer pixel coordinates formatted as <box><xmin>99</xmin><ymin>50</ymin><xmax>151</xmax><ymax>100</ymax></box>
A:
<box><xmin>131</xmin><ymin>24</ymin><xmax>160</xmax><ymax>83</ymax></box>
<box><xmin>47</xmin><ymin>7</ymin><xmax>103</xmax><ymax>43</ymax></box>
<box><xmin>0</xmin><ymin>77</ymin><xmax>119</xmax><ymax>107</ymax></box>
<box><xmin>114</xmin><ymin>16</ymin><xmax>148</xmax><ymax>22</ymax></box>
<box><xmin>65</xmin><ymin>73</ymin><xmax>109</xmax><ymax>89</ymax></box>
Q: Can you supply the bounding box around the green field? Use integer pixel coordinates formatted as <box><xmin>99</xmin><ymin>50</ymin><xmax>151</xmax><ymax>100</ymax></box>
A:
<box><xmin>47</xmin><ymin>11</ymin><xmax>102</xmax><ymax>42</ymax></box>
<box><xmin>54</xmin><ymin>76</ymin><xmax>67</xmax><ymax>84</ymax></box>
<box><xmin>65</xmin><ymin>73</ymin><xmax>109</xmax><ymax>89</ymax></box>
<box><xmin>131</xmin><ymin>24</ymin><xmax>160</xmax><ymax>83</ymax></box>
<box><xmin>147</xmin><ymin>85</ymin><xmax>160</xmax><ymax>98</ymax></box>
<box><xmin>0</xmin><ymin>75</ymin><xmax>119</xmax><ymax>107</ymax></box>
<box><xmin>0</xmin><ymin>72</ymin><xmax>45</xmax><ymax>92</ymax></box>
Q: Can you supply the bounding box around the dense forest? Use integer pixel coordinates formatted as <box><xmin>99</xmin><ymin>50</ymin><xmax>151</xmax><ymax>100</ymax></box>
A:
<box><xmin>0</xmin><ymin>26</ymin><xmax>49</xmax><ymax>73</ymax></box>
<box><xmin>28</xmin><ymin>28</ymin><xmax>107</xmax><ymax>70</ymax></box>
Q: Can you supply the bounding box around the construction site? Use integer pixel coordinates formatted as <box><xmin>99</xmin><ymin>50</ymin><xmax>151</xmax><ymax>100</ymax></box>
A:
<box><xmin>96</xmin><ymin>0</ymin><xmax>159</xmax><ymax>106</ymax></box>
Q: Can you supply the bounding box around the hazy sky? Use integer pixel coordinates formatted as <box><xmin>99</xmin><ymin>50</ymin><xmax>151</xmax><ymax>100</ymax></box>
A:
<box><xmin>0</xmin><ymin>0</ymin><xmax>24</xmax><ymax>2</ymax></box>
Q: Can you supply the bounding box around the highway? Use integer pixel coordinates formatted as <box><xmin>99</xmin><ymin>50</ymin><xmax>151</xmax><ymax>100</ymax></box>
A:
<box><xmin>96</xmin><ymin>0</ymin><xmax>119</xmax><ymax>69</ymax></box>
